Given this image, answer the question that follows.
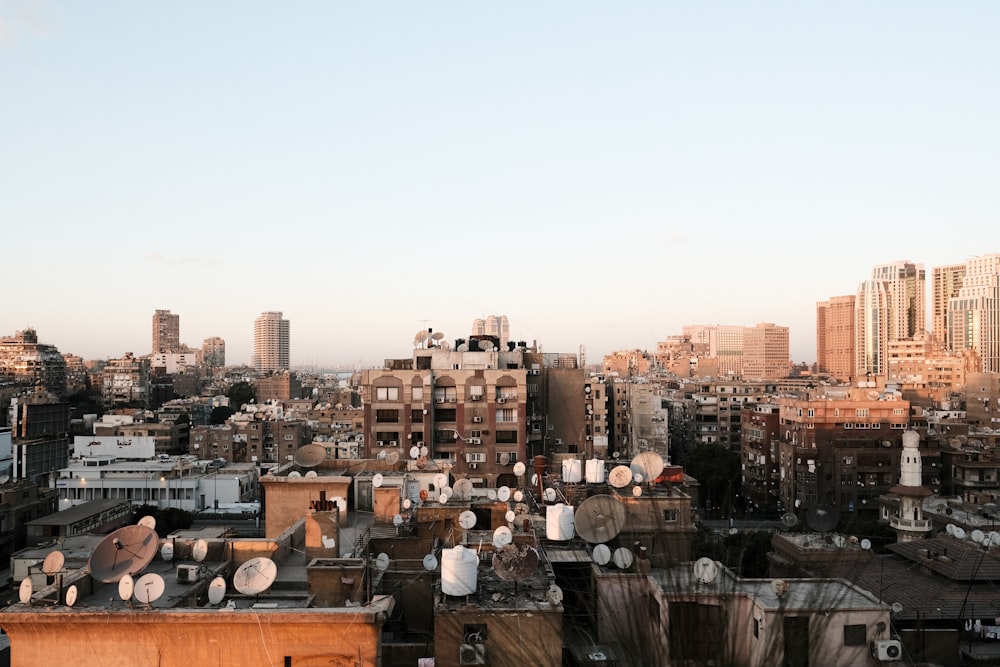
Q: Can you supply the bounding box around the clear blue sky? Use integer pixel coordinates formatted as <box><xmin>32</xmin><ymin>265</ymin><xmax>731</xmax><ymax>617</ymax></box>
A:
<box><xmin>2</xmin><ymin>2</ymin><xmax>997</xmax><ymax>367</ymax></box>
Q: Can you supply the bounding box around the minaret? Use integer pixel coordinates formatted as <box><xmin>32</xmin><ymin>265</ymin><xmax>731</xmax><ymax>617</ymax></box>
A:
<box><xmin>887</xmin><ymin>430</ymin><xmax>933</xmax><ymax>543</ymax></box>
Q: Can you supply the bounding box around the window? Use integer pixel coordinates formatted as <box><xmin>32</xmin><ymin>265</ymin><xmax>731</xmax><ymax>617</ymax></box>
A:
<box><xmin>466</xmin><ymin>452</ymin><xmax>486</xmax><ymax>463</ymax></box>
<box><xmin>496</xmin><ymin>430</ymin><xmax>518</xmax><ymax>443</ymax></box>
<box><xmin>497</xmin><ymin>409</ymin><xmax>516</xmax><ymax>423</ymax></box>
<box><xmin>856</xmin><ymin>408</ymin><xmax>869</xmax><ymax>418</ymax></box>
<box><xmin>376</xmin><ymin>409</ymin><xmax>399</xmax><ymax>423</ymax></box>
<box><xmin>807</xmin><ymin>409</ymin><xmax>815</xmax><ymax>417</ymax></box>
<box><xmin>663</xmin><ymin>509</ymin><xmax>679</xmax><ymax>522</ymax></box>
<box><xmin>843</xmin><ymin>624</ymin><xmax>867</xmax><ymax>646</ymax></box>
<box><xmin>411</xmin><ymin>409</ymin><xmax>423</xmax><ymax>422</ymax></box>
<box><xmin>496</xmin><ymin>452</ymin><xmax>517</xmax><ymax>464</ymax></box>
<box><xmin>412</xmin><ymin>386</ymin><xmax>423</xmax><ymax>401</ymax></box>
<box><xmin>376</xmin><ymin>386</ymin><xmax>400</xmax><ymax>401</ymax></box>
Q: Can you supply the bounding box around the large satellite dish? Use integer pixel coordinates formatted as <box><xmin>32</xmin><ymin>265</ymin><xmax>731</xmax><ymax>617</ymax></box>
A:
<box><xmin>208</xmin><ymin>576</ymin><xmax>226</xmax><ymax>604</ymax></box>
<box><xmin>608</xmin><ymin>465</ymin><xmax>633</xmax><ymax>489</ymax></box>
<box><xmin>293</xmin><ymin>443</ymin><xmax>327</xmax><ymax>468</ymax></box>
<box><xmin>375</xmin><ymin>553</ymin><xmax>390</xmax><ymax>571</ymax></box>
<box><xmin>233</xmin><ymin>557</ymin><xmax>278</xmax><ymax>595</ymax></box>
<box><xmin>805</xmin><ymin>504</ymin><xmax>840</xmax><ymax>533</ymax></box>
<box><xmin>631</xmin><ymin>452</ymin><xmax>665</xmax><ymax>483</ymax></box>
<box><xmin>434</xmin><ymin>473</ymin><xmax>449</xmax><ymax>490</ymax></box>
<box><xmin>42</xmin><ymin>550</ymin><xmax>65</xmax><ymax>575</ymax></box>
<box><xmin>493</xmin><ymin>544</ymin><xmax>539</xmax><ymax>582</ymax></box>
<box><xmin>493</xmin><ymin>526</ymin><xmax>513</xmax><ymax>548</ymax></box>
<box><xmin>387</xmin><ymin>451</ymin><xmax>400</xmax><ymax>465</ymax></box>
<box><xmin>459</xmin><ymin>511</ymin><xmax>477</xmax><ymax>530</ymax></box>
<box><xmin>88</xmin><ymin>524</ymin><xmax>159</xmax><ymax>583</ymax></box>
<box><xmin>453</xmin><ymin>478</ymin><xmax>474</xmax><ymax>500</ymax></box>
<box><xmin>592</xmin><ymin>544</ymin><xmax>612</xmax><ymax>566</ymax></box>
<box><xmin>133</xmin><ymin>573</ymin><xmax>165</xmax><ymax>606</ymax></box>
<box><xmin>193</xmin><ymin>539</ymin><xmax>209</xmax><ymax>563</ymax></box>
<box><xmin>574</xmin><ymin>495</ymin><xmax>626</xmax><ymax>543</ymax></box>
<box><xmin>693</xmin><ymin>557</ymin><xmax>719</xmax><ymax>584</ymax></box>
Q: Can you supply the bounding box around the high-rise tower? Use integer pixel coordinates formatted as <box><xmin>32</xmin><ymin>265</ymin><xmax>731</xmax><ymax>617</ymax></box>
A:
<box><xmin>855</xmin><ymin>280</ymin><xmax>891</xmax><ymax>377</ymax></box>
<box><xmin>816</xmin><ymin>295</ymin><xmax>856</xmax><ymax>382</ymax></box>
<box><xmin>254</xmin><ymin>311</ymin><xmax>290</xmax><ymax>372</ymax></box>
<box><xmin>871</xmin><ymin>260</ymin><xmax>926</xmax><ymax>340</ymax></box>
<box><xmin>932</xmin><ymin>263</ymin><xmax>966</xmax><ymax>349</ymax></box>
<box><xmin>948</xmin><ymin>254</ymin><xmax>1000</xmax><ymax>372</ymax></box>
<box><xmin>152</xmin><ymin>309</ymin><xmax>180</xmax><ymax>354</ymax></box>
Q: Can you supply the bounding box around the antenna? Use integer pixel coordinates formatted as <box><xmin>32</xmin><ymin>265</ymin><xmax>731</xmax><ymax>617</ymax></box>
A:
<box><xmin>574</xmin><ymin>495</ymin><xmax>626</xmax><ymax>543</ymax></box>
<box><xmin>88</xmin><ymin>525</ymin><xmax>159</xmax><ymax>583</ymax></box>
<box><xmin>208</xmin><ymin>576</ymin><xmax>226</xmax><ymax>604</ymax></box>
<box><xmin>233</xmin><ymin>557</ymin><xmax>277</xmax><ymax>595</ymax></box>
<box><xmin>293</xmin><ymin>443</ymin><xmax>327</xmax><ymax>467</ymax></box>
<box><xmin>133</xmin><ymin>573</ymin><xmax>165</xmax><ymax>606</ymax></box>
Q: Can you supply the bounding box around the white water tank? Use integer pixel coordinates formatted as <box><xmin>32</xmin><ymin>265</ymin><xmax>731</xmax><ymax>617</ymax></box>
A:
<box><xmin>585</xmin><ymin>459</ymin><xmax>605</xmax><ymax>484</ymax></box>
<box><xmin>441</xmin><ymin>546</ymin><xmax>478</xmax><ymax>596</ymax></box>
<box><xmin>562</xmin><ymin>458</ymin><xmax>582</xmax><ymax>483</ymax></box>
<box><xmin>546</xmin><ymin>503</ymin><xmax>575</xmax><ymax>541</ymax></box>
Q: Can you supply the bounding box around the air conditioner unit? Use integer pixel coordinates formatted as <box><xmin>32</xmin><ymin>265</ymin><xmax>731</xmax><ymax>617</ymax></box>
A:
<box><xmin>468</xmin><ymin>463</ymin><xmax>478</xmax><ymax>470</ymax></box>
<box><xmin>459</xmin><ymin>643</ymin><xmax>486</xmax><ymax>665</ymax></box>
<box><xmin>177</xmin><ymin>564</ymin><xmax>199</xmax><ymax>583</ymax></box>
<box><xmin>473</xmin><ymin>416</ymin><xmax>483</xmax><ymax>423</ymax></box>
<box><xmin>416</xmin><ymin>441</ymin><xmax>424</xmax><ymax>447</ymax></box>
<box><xmin>376</xmin><ymin>441</ymin><xmax>385</xmax><ymax>447</ymax></box>
<box><xmin>389</xmin><ymin>440</ymin><xmax>397</xmax><ymax>447</ymax></box>
<box><xmin>472</xmin><ymin>395</ymin><xmax>482</xmax><ymax>401</ymax></box>
<box><xmin>436</xmin><ymin>397</ymin><xmax>445</xmax><ymax>404</ymax></box>
<box><xmin>497</xmin><ymin>398</ymin><xmax>506</xmax><ymax>404</ymax></box>
<box><xmin>586</xmin><ymin>435</ymin><xmax>592</xmax><ymax>441</ymax></box>
<box><xmin>468</xmin><ymin>438</ymin><xmax>481</xmax><ymax>445</ymax></box>
<box><xmin>873</xmin><ymin>639</ymin><xmax>902</xmax><ymax>661</ymax></box>
<box><xmin>531</xmin><ymin>369</ymin><xmax>540</xmax><ymax>375</ymax></box>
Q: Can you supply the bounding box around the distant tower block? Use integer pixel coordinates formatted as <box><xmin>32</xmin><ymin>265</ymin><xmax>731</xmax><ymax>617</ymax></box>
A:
<box><xmin>152</xmin><ymin>309</ymin><xmax>180</xmax><ymax>354</ymax></box>
<box><xmin>886</xmin><ymin>430</ymin><xmax>933</xmax><ymax>543</ymax></box>
<box><xmin>254</xmin><ymin>311</ymin><xmax>290</xmax><ymax>371</ymax></box>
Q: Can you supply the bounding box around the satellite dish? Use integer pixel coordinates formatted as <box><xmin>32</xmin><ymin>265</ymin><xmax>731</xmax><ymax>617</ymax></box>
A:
<box><xmin>434</xmin><ymin>473</ymin><xmax>449</xmax><ymax>490</ymax></box>
<box><xmin>423</xmin><ymin>553</ymin><xmax>438</xmax><ymax>571</ymax></box>
<box><xmin>416</xmin><ymin>455</ymin><xmax>428</xmax><ymax>470</ymax></box>
<box><xmin>208</xmin><ymin>576</ymin><xmax>226</xmax><ymax>604</ymax></box>
<box><xmin>65</xmin><ymin>585</ymin><xmax>78</xmax><ymax>607</ymax></box>
<box><xmin>608</xmin><ymin>465</ymin><xmax>633</xmax><ymax>489</ymax></box>
<box><xmin>972</xmin><ymin>529</ymin><xmax>985</xmax><ymax>544</ymax></box>
<box><xmin>453</xmin><ymin>478</ymin><xmax>474</xmax><ymax>500</ymax></box>
<box><xmin>118</xmin><ymin>574</ymin><xmax>134</xmax><ymax>601</ymax></box>
<box><xmin>499</xmin><ymin>452</ymin><xmax>511</xmax><ymax>466</ymax></box>
<box><xmin>420</xmin><ymin>445</ymin><xmax>429</xmax><ymax>457</ymax></box>
<box><xmin>513</xmin><ymin>461</ymin><xmax>526</xmax><ymax>477</ymax></box>
<box><xmin>431</xmin><ymin>331</ymin><xmax>445</xmax><ymax>341</ymax></box>
<box><xmin>592</xmin><ymin>544</ymin><xmax>612</xmax><ymax>566</ymax></box>
<box><xmin>505</xmin><ymin>509</ymin><xmax>515</xmax><ymax>523</ymax></box>
<box><xmin>375</xmin><ymin>553</ymin><xmax>390</xmax><ymax>571</ymax></box>
<box><xmin>88</xmin><ymin>525</ymin><xmax>159</xmax><ymax>582</ymax></box>
<box><xmin>498</xmin><ymin>486</ymin><xmax>511</xmax><ymax>502</ymax></box>
<box><xmin>833</xmin><ymin>535</ymin><xmax>847</xmax><ymax>548</ymax></box>
<box><xmin>459</xmin><ymin>510</ymin><xmax>477</xmax><ymax>530</ymax></box>
<box><xmin>632</xmin><ymin>486</ymin><xmax>642</xmax><ymax>497</ymax></box>
<box><xmin>138</xmin><ymin>515</ymin><xmax>157</xmax><ymax>531</ymax></box>
<box><xmin>530</xmin><ymin>473</ymin><xmax>539</xmax><ymax>486</ymax></box>
<box><xmin>575</xmin><ymin>495</ymin><xmax>626</xmax><ymax>543</ymax></box>
<box><xmin>409</xmin><ymin>446</ymin><xmax>420</xmax><ymax>459</ymax></box>
<box><xmin>946</xmin><ymin>523</ymin><xmax>956</xmax><ymax>535</ymax></box>
<box><xmin>492</xmin><ymin>544</ymin><xmax>539</xmax><ymax>582</ymax></box>
<box><xmin>867</xmin><ymin>390</ymin><xmax>880</xmax><ymax>400</ymax></box>
<box><xmin>861</xmin><ymin>539</ymin><xmax>872</xmax><ymax>550</ymax></box>
<box><xmin>288</xmin><ymin>470</ymin><xmax>302</xmax><ymax>477</ymax></box>
<box><xmin>438</xmin><ymin>493</ymin><xmax>448</xmax><ymax>504</ymax></box>
<box><xmin>631</xmin><ymin>451</ymin><xmax>665</xmax><ymax>483</ymax></box>
<box><xmin>487</xmin><ymin>489</ymin><xmax>497</xmax><ymax>501</ymax></box>
<box><xmin>387</xmin><ymin>451</ymin><xmax>400</xmax><ymax>465</ymax></box>
<box><xmin>544</xmin><ymin>488</ymin><xmax>557</xmax><ymax>503</ymax></box>
<box><xmin>133</xmin><ymin>573</ymin><xmax>165</xmax><ymax>606</ymax></box>
<box><xmin>781</xmin><ymin>513</ymin><xmax>798</xmax><ymax>528</ymax></box>
<box><xmin>771</xmin><ymin>578</ymin><xmax>788</xmax><ymax>598</ymax></box>
<box><xmin>546</xmin><ymin>584</ymin><xmax>563</xmax><ymax>605</ymax></box>
<box><xmin>414</xmin><ymin>330</ymin><xmax>428</xmax><ymax>345</ymax></box>
<box><xmin>891</xmin><ymin>602</ymin><xmax>904</xmax><ymax>615</ymax></box>
<box><xmin>954</xmin><ymin>526</ymin><xmax>967</xmax><ymax>540</ymax></box>
<box><xmin>493</xmin><ymin>526</ymin><xmax>513</xmax><ymax>548</ymax></box>
<box><xmin>160</xmin><ymin>542</ymin><xmax>174</xmax><ymax>562</ymax></box>
<box><xmin>375</xmin><ymin>451</ymin><xmax>387</xmax><ymax>461</ymax></box>
<box><xmin>694</xmin><ymin>557</ymin><xmax>719</xmax><ymax>583</ymax></box>
<box><xmin>305</xmin><ymin>470</ymin><xmax>318</xmax><ymax>478</ymax></box>
<box><xmin>442</xmin><ymin>485</ymin><xmax>454</xmax><ymax>499</ymax></box>
<box><xmin>393</xmin><ymin>514</ymin><xmax>404</xmax><ymax>527</ymax></box>
<box><xmin>293</xmin><ymin>444</ymin><xmax>327</xmax><ymax>468</ymax></box>
<box><xmin>612</xmin><ymin>547</ymin><xmax>634</xmax><ymax>569</ymax></box>
<box><xmin>633</xmin><ymin>473</ymin><xmax>643</xmax><ymax>484</ymax></box>
<box><xmin>42</xmin><ymin>550</ymin><xmax>65</xmax><ymax>575</ymax></box>
<box><xmin>402</xmin><ymin>498</ymin><xmax>412</xmax><ymax>510</ymax></box>
<box><xmin>373</xmin><ymin>473</ymin><xmax>384</xmax><ymax>488</ymax></box>
<box><xmin>988</xmin><ymin>531</ymin><xmax>1000</xmax><ymax>547</ymax></box>
<box><xmin>233</xmin><ymin>557</ymin><xmax>277</xmax><ymax>595</ymax></box>
<box><xmin>457</xmin><ymin>343</ymin><xmax>469</xmax><ymax>352</ymax></box>
<box><xmin>18</xmin><ymin>578</ymin><xmax>32</xmax><ymax>604</ymax></box>
<box><xmin>805</xmin><ymin>504</ymin><xmax>840</xmax><ymax>533</ymax></box>
<box><xmin>513</xmin><ymin>490</ymin><xmax>524</xmax><ymax>502</ymax></box>
<box><xmin>193</xmin><ymin>539</ymin><xmax>209</xmax><ymax>563</ymax></box>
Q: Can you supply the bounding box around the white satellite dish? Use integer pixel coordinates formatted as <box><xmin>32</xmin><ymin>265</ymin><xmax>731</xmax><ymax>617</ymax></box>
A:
<box><xmin>592</xmin><ymin>544</ymin><xmax>612</xmax><ymax>566</ymax></box>
<box><xmin>422</xmin><ymin>553</ymin><xmax>438</xmax><ymax>571</ymax></box>
<box><xmin>771</xmin><ymin>578</ymin><xmax>788</xmax><ymax>598</ymax></box>
<box><xmin>420</xmin><ymin>445</ymin><xmax>429</xmax><ymax>457</ymax></box>
<box><xmin>498</xmin><ymin>451</ymin><xmax>511</xmax><ymax>466</ymax></box>
<box><xmin>393</xmin><ymin>514</ymin><xmax>404</xmax><ymax>526</ymax></box>
<box><xmin>861</xmin><ymin>539</ymin><xmax>872</xmax><ymax>550</ymax></box>
<box><xmin>193</xmin><ymin>539</ymin><xmax>209</xmax><ymax>563</ymax></box>
<box><xmin>65</xmin><ymin>585</ymin><xmax>78</xmax><ymax>607</ymax></box>
<box><xmin>954</xmin><ymin>526</ymin><xmax>967</xmax><ymax>540</ymax></box>
<box><xmin>376</xmin><ymin>451</ymin><xmax>387</xmax><ymax>461</ymax></box>
<box><xmin>373</xmin><ymin>473</ymin><xmax>384</xmax><ymax>488</ymax></box>
<box><xmin>118</xmin><ymin>574</ymin><xmax>134</xmax><ymax>601</ymax></box>
<box><xmin>305</xmin><ymin>470</ymin><xmax>318</xmax><ymax>478</ymax></box>
<box><xmin>161</xmin><ymin>542</ymin><xmax>174</xmax><ymax>562</ymax></box>
<box><xmin>988</xmin><ymin>531</ymin><xmax>1000</xmax><ymax>547</ymax></box>
<box><xmin>608</xmin><ymin>465</ymin><xmax>632</xmax><ymax>489</ymax></box>
<box><xmin>505</xmin><ymin>510</ymin><xmax>516</xmax><ymax>523</ymax></box>
<box><xmin>410</xmin><ymin>446</ymin><xmax>420</xmax><ymax>459</ymax></box>
<box><xmin>208</xmin><ymin>576</ymin><xmax>226</xmax><ymax>604</ymax></box>
<box><xmin>632</xmin><ymin>486</ymin><xmax>642</xmax><ymax>497</ymax></box>
<box><xmin>42</xmin><ymin>550</ymin><xmax>65</xmax><ymax>575</ymax></box>
<box><xmin>438</xmin><ymin>493</ymin><xmax>448</xmax><ymax>505</ymax></box>
<box><xmin>138</xmin><ymin>515</ymin><xmax>157</xmax><ymax>531</ymax></box>
<box><xmin>487</xmin><ymin>489</ymin><xmax>498</xmax><ymax>501</ymax></box>
<box><xmin>972</xmin><ymin>529</ymin><xmax>985</xmax><ymax>544</ymax></box>
<box><xmin>453</xmin><ymin>478</ymin><xmax>474</xmax><ymax>500</ymax></box>
<box><xmin>288</xmin><ymin>470</ymin><xmax>302</xmax><ymax>477</ymax></box>
<box><xmin>442</xmin><ymin>485</ymin><xmax>454</xmax><ymax>499</ymax></box>
<box><xmin>498</xmin><ymin>486</ymin><xmax>511</xmax><ymax>502</ymax></box>
<box><xmin>459</xmin><ymin>510</ymin><xmax>477</xmax><ymax>530</ymax></box>
<box><xmin>18</xmin><ymin>578</ymin><xmax>32</xmax><ymax>604</ymax></box>
<box><xmin>513</xmin><ymin>461</ymin><xmax>526</xmax><ymax>477</ymax></box>
<box><xmin>612</xmin><ymin>547</ymin><xmax>634</xmax><ymax>570</ymax></box>
<box><xmin>375</xmin><ymin>553</ymin><xmax>390</xmax><ymax>571</ymax></box>
<box><xmin>402</xmin><ymin>498</ymin><xmax>412</xmax><ymax>510</ymax></box>
<box><xmin>693</xmin><ymin>557</ymin><xmax>719</xmax><ymax>584</ymax></box>
<box><xmin>544</xmin><ymin>488</ymin><xmax>557</xmax><ymax>503</ymax></box>
<box><xmin>133</xmin><ymin>573</ymin><xmax>165</xmax><ymax>605</ymax></box>
<box><xmin>531</xmin><ymin>473</ymin><xmax>539</xmax><ymax>486</ymax></box>
<box><xmin>0</xmin><ymin>475</ymin><xmax>10</xmax><ymax>485</ymax></box>
<box><xmin>891</xmin><ymin>602</ymin><xmax>904</xmax><ymax>615</ymax></box>
<box><xmin>434</xmin><ymin>473</ymin><xmax>448</xmax><ymax>489</ymax></box>
<box><xmin>946</xmin><ymin>523</ymin><xmax>956</xmax><ymax>536</ymax></box>
<box><xmin>546</xmin><ymin>584</ymin><xmax>563</xmax><ymax>605</ymax></box>
<box><xmin>493</xmin><ymin>526</ymin><xmax>513</xmax><ymax>548</ymax></box>
<box><xmin>232</xmin><ymin>557</ymin><xmax>278</xmax><ymax>595</ymax></box>
<box><xmin>513</xmin><ymin>490</ymin><xmax>524</xmax><ymax>502</ymax></box>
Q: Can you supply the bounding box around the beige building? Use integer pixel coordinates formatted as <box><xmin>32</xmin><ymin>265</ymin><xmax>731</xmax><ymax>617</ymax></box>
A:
<box><xmin>201</xmin><ymin>336</ymin><xmax>226</xmax><ymax>367</ymax></box>
<box><xmin>742</xmin><ymin>322</ymin><xmax>789</xmax><ymax>380</ymax></box>
<box><xmin>253</xmin><ymin>311</ymin><xmax>290</xmax><ymax>372</ymax></box>
<box><xmin>151</xmin><ymin>309</ymin><xmax>180</xmax><ymax>354</ymax></box>
<box><xmin>947</xmin><ymin>253</ymin><xmax>1000</xmax><ymax>372</ymax></box>
<box><xmin>932</xmin><ymin>262</ymin><xmax>966</xmax><ymax>349</ymax></box>
<box><xmin>816</xmin><ymin>295</ymin><xmax>855</xmax><ymax>382</ymax></box>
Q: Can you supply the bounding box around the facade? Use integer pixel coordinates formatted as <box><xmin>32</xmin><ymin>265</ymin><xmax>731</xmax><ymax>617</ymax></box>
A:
<box><xmin>742</xmin><ymin>322</ymin><xmax>789</xmax><ymax>380</ymax></box>
<box><xmin>151</xmin><ymin>309</ymin><xmax>180</xmax><ymax>354</ymax></box>
<box><xmin>99</xmin><ymin>353</ymin><xmax>150</xmax><ymax>407</ymax></box>
<box><xmin>855</xmin><ymin>279</ymin><xmax>892</xmax><ymax>377</ymax></box>
<box><xmin>253</xmin><ymin>311</ymin><xmax>290</xmax><ymax>372</ymax></box>
<box><xmin>947</xmin><ymin>253</ymin><xmax>1000</xmax><ymax>372</ymax></box>
<box><xmin>741</xmin><ymin>401</ymin><xmax>782</xmax><ymax>513</ymax></box>
<box><xmin>0</xmin><ymin>328</ymin><xmax>67</xmax><ymax>396</ymax></box>
<box><xmin>816</xmin><ymin>295</ymin><xmax>856</xmax><ymax>382</ymax></box>
<box><xmin>201</xmin><ymin>335</ymin><xmax>226</xmax><ymax>367</ymax></box>
<box><xmin>872</xmin><ymin>260</ymin><xmax>926</xmax><ymax>341</ymax></box>
<box><xmin>932</xmin><ymin>262</ymin><xmax>966</xmax><ymax>349</ymax></box>
<box><xmin>255</xmin><ymin>371</ymin><xmax>304</xmax><ymax>403</ymax></box>
<box><xmin>965</xmin><ymin>372</ymin><xmax>1000</xmax><ymax>427</ymax></box>
<box><xmin>471</xmin><ymin>314</ymin><xmax>510</xmax><ymax>348</ymax></box>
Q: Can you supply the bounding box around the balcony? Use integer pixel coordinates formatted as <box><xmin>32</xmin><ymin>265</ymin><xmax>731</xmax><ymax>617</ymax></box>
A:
<box><xmin>890</xmin><ymin>517</ymin><xmax>931</xmax><ymax>531</ymax></box>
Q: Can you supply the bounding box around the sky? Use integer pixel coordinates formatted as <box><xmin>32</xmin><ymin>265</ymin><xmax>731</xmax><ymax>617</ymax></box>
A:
<box><xmin>1</xmin><ymin>2</ymin><xmax>997</xmax><ymax>368</ymax></box>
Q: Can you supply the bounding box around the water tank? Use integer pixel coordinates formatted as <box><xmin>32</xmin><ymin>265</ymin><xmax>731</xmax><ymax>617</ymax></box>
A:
<box><xmin>546</xmin><ymin>503</ymin><xmax>575</xmax><ymax>541</ymax></box>
<box><xmin>562</xmin><ymin>458</ymin><xmax>582</xmax><ymax>483</ymax></box>
<box><xmin>585</xmin><ymin>459</ymin><xmax>606</xmax><ymax>484</ymax></box>
<box><xmin>441</xmin><ymin>546</ymin><xmax>478</xmax><ymax>596</ymax></box>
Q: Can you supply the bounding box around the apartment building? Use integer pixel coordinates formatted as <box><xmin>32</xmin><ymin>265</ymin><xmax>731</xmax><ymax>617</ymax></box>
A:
<box><xmin>151</xmin><ymin>309</ymin><xmax>180</xmax><ymax>353</ymax></box>
<box><xmin>201</xmin><ymin>335</ymin><xmax>226</xmax><ymax>367</ymax></box>
<box><xmin>815</xmin><ymin>295</ymin><xmax>855</xmax><ymax>382</ymax></box>
<box><xmin>932</xmin><ymin>263</ymin><xmax>966</xmax><ymax>349</ymax></box>
<box><xmin>742</xmin><ymin>322</ymin><xmax>790</xmax><ymax>380</ymax></box>
<box><xmin>947</xmin><ymin>253</ymin><xmax>1000</xmax><ymax>372</ymax></box>
<box><xmin>253</xmin><ymin>311</ymin><xmax>290</xmax><ymax>371</ymax></box>
<box><xmin>0</xmin><ymin>328</ymin><xmax>67</xmax><ymax>396</ymax></box>
<box><xmin>99</xmin><ymin>353</ymin><xmax>150</xmax><ymax>407</ymax></box>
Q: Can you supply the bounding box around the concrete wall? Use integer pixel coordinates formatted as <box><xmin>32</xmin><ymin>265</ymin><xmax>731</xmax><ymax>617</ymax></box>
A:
<box><xmin>433</xmin><ymin>607</ymin><xmax>562</xmax><ymax>667</ymax></box>
<box><xmin>262</xmin><ymin>476</ymin><xmax>350</xmax><ymax>538</ymax></box>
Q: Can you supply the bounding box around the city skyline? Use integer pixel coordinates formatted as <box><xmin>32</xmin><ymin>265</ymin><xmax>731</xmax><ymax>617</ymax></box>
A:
<box><xmin>2</xmin><ymin>3</ymin><xmax>997</xmax><ymax>367</ymax></box>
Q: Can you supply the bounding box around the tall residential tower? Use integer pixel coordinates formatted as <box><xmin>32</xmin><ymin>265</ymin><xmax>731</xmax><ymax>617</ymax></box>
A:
<box><xmin>253</xmin><ymin>311</ymin><xmax>290</xmax><ymax>372</ymax></box>
<box><xmin>152</xmin><ymin>309</ymin><xmax>180</xmax><ymax>354</ymax></box>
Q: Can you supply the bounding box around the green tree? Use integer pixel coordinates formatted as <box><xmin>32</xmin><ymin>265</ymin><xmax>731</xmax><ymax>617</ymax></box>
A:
<box><xmin>227</xmin><ymin>381</ymin><xmax>256</xmax><ymax>409</ymax></box>
<box><xmin>679</xmin><ymin>442</ymin><xmax>741</xmax><ymax>517</ymax></box>
<box><xmin>210</xmin><ymin>405</ymin><xmax>235</xmax><ymax>424</ymax></box>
